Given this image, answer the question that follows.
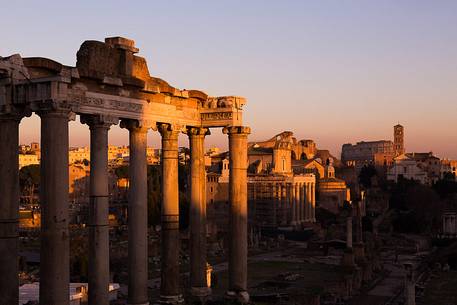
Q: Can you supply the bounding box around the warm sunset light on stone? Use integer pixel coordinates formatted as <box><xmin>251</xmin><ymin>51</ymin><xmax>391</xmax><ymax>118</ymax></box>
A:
<box><xmin>2</xmin><ymin>2</ymin><xmax>457</xmax><ymax>305</ymax></box>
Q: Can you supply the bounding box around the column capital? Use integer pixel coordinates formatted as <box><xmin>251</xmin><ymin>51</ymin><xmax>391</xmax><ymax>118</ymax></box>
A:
<box><xmin>158</xmin><ymin>122</ymin><xmax>182</xmax><ymax>139</ymax></box>
<box><xmin>120</xmin><ymin>119</ymin><xmax>152</xmax><ymax>132</ymax></box>
<box><xmin>222</xmin><ymin>125</ymin><xmax>250</xmax><ymax>136</ymax></box>
<box><xmin>34</xmin><ymin>100</ymin><xmax>76</xmax><ymax>119</ymax></box>
<box><xmin>81</xmin><ymin>114</ymin><xmax>118</xmax><ymax>129</ymax></box>
<box><xmin>186</xmin><ymin>126</ymin><xmax>210</xmax><ymax>137</ymax></box>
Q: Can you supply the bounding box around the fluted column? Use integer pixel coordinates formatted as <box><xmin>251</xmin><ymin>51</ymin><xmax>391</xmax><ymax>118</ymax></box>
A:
<box><xmin>39</xmin><ymin>108</ymin><xmax>72</xmax><ymax>305</ymax></box>
<box><xmin>311</xmin><ymin>183</ymin><xmax>316</xmax><ymax>222</ymax></box>
<box><xmin>82</xmin><ymin>115</ymin><xmax>115</xmax><ymax>305</ymax></box>
<box><xmin>281</xmin><ymin>183</ymin><xmax>287</xmax><ymax>225</ymax></box>
<box><xmin>0</xmin><ymin>114</ymin><xmax>22</xmax><ymax>305</ymax></box>
<box><xmin>299</xmin><ymin>184</ymin><xmax>305</xmax><ymax>224</ymax></box>
<box><xmin>121</xmin><ymin>120</ymin><xmax>149</xmax><ymax>305</ymax></box>
<box><xmin>223</xmin><ymin>126</ymin><xmax>250</xmax><ymax>303</ymax></box>
<box><xmin>275</xmin><ymin>183</ymin><xmax>281</xmax><ymax>226</ymax></box>
<box><xmin>187</xmin><ymin>127</ymin><xmax>210</xmax><ymax>300</ymax></box>
<box><xmin>290</xmin><ymin>184</ymin><xmax>296</xmax><ymax>226</ymax></box>
<box><xmin>295</xmin><ymin>184</ymin><xmax>300</xmax><ymax>226</ymax></box>
<box><xmin>159</xmin><ymin>123</ymin><xmax>182</xmax><ymax>304</ymax></box>
<box><xmin>305</xmin><ymin>183</ymin><xmax>311</xmax><ymax>222</ymax></box>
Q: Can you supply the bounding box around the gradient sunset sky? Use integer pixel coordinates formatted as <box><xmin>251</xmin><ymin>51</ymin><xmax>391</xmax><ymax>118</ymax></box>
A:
<box><xmin>2</xmin><ymin>1</ymin><xmax>456</xmax><ymax>158</ymax></box>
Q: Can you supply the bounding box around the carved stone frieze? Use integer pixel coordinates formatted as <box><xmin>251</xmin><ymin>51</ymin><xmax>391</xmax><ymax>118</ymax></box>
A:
<box><xmin>201</xmin><ymin>111</ymin><xmax>233</xmax><ymax>121</ymax></box>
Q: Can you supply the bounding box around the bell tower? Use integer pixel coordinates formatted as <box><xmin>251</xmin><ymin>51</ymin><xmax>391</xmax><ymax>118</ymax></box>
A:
<box><xmin>394</xmin><ymin>124</ymin><xmax>405</xmax><ymax>156</ymax></box>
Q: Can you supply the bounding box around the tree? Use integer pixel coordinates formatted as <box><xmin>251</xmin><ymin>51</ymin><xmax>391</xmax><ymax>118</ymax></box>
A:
<box><xmin>434</xmin><ymin>176</ymin><xmax>457</xmax><ymax>200</ymax></box>
<box><xmin>390</xmin><ymin>179</ymin><xmax>444</xmax><ymax>233</ymax></box>
<box><xmin>358</xmin><ymin>165</ymin><xmax>377</xmax><ymax>188</ymax></box>
<box><xmin>114</xmin><ymin>165</ymin><xmax>129</xmax><ymax>179</ymax></box>
<box><xmin>19</xmin><ymin>165</ymin><xmax>40</xmax><ymax>204</ymax></box>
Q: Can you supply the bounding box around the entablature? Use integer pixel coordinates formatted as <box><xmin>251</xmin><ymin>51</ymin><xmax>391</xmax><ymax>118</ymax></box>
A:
<box><xmin>0</xmin><ymin>36</ymin><xmax>246</xmax><ymax>129</ymax></box>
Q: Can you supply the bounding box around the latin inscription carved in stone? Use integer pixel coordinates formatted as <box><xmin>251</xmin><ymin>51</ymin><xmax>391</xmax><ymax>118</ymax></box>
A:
<box><xmin>201</xmin><ymin>112</ymin><xmax>233</xmax><ymax>121</ymax></box>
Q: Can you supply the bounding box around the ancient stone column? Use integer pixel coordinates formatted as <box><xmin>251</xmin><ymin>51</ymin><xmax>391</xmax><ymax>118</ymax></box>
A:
<box><xmin>295</xmin><ymin>184</ymin><xmax>300</xmax><ymax>226</ymax></box>
<box><xmin>281</xmin><ymin>183</ymin><xmax>287</xmax><ymax>225</ymax></box>
<box><xmin>305</xmin><ymin>183</ymin><xmax>312</xmax><ymax>222</ymax></box>
<box><xmin>342</xmin><ymin>215</ymin><xmax>355</xmax><ymax>267</ymax></box>
<box><xmin>404</xmin><ymin>264</ymin><xmax>416</xmax><ymax>305</ymax></box>
<box><xmin>121</xmin><ymin>120</ymin><xmax>149</xmax><ymax>305</ymax></box>
<box><xmin>290</xmin><ymin>184</ymin><xmax>297</xmax><ymax>226</ymax></box>
<box><xmin>0</xmin><ymin>114</ymin><xmax>22</xmax><ymax>305</ymax></box>
<box><xmin>346</xmin><ymin>216</ymin><xmax>353</xmax><ymax>249</ymax></box>
<box><xmin>311</xmin><ymin>183</ymin><xmax>316</xmax><ymax>222</ymax></box>
<box><xmin>159</xmin><ymin>123</ymin><xmax>182</xmax><ymax>304</ymax></box>
<box><xmin>187</xmin><ymin>127</ymin><xmax>210</xmax><ymax>300</ymax></box>
<box><xmin>353</xmin><ymin>200</ymin><xmax>365</xmax><ymax>260</ymax></box>
<box><xmin>223</xmin><ymin>126</ymin><xmax>250</xmax><ymax>303</ymax></box>
<box><xmin>274</xmin><ymin>184</ymin><xmax>279</xmax><ymax>223</ymax></box>
<box><xmin>39</xmin><ymin>108</ymin><xmax>72</xmax><ymax>305</ymax></box>
<box><xmin>299</xmin><ymin>184</ymin><xmax>305</xmax><ymax>224</ymax></box>
<box><xmin>82</xmin><ymin>115</ymin><xmax>115</xmax><ymax>305</ymax></box>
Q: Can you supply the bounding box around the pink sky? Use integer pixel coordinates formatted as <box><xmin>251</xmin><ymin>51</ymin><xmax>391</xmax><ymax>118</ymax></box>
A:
<box><xmin>5</xmin><ymin>1</ymin><xmax>457</xmax><ymax>159</ymax></box>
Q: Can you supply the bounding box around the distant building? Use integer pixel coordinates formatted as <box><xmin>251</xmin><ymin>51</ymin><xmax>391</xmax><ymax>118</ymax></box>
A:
<box><xmin>393</xmin><ymin>124</ymin><xmax>405</xmax><ymax>156</ymax></box>
<box><xmin>19</xmin><ymin>142</ymin><xmax>40</xmax><ymax>156</ymax></box>
<box><xmin>440</xmin><ymin>159</ymin><xmax>457</xmax><ymax>180</ymax></box>
<box><xmin>206</xmin><ymin>131</ymin><xmax>318</xmax><ymax>230</ymax></box>
<box><xmin>341</xmin><ymin>124</ymin><xmax>405</xmax><ymax>168</ymax></box>
<box><xmin>387</xmin><ymin>154</ymin><xmax>427</xmax><ymax>184</ymax></box>
<box><xmin>205</xmin><ymin>131</ymin><xmax>354</xmax><ymax>233</ymax></box>
<box><xmin>69</xmin><ymin>147</ymin><xmax>90</xmax><ymax>164</ymax></box>
<box><xmin>69</xmin><ymin>163</ymin><xmax>90</xmax><ymax>202</ymax></box>
<box><xmin>18</xmin><ymin>142</ymin><xmax>41</xmax><ymax>169</ymax></box>
<box><xmin>18</xmin><ymin>154</ymin><xmax>39</xmax><ymax>169</ymax></box>
<box><xmin>387</xmin><ymin>152</ymin><xmax>440</xmax><ymax>184</ymax></box>
<box><xmin>318</xmin><ymin>161</ymin><xmax>351</xmax><ymax>214</ymax></box>
<box><xmin>19</xmin><ymin>209</ymin><xmax>41</xmax><ymax>229</ymax></box>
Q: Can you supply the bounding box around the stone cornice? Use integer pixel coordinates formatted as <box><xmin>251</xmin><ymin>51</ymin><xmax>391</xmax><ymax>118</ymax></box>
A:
<box><xmin>185</xmin><ymin>126</ymin><xmax>210</xmax><ymax>137</ymax></box>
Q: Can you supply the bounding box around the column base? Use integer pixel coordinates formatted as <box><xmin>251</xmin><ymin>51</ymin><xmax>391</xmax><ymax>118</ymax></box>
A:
<box><xmin>190</xmin><ymin>286</ymin><xmax>211</xmax><ymax>297</ymax></box>
<box><xmin>159</xmin><ymin>294</ymin><xmax>184</xmax><ymax>304</ymax></box>
<box><xmin>189</xmin><ymin>287</ymin><xmax>211</xmax><ymax>304</ymax></box>
<box><xmin>226</xmin><ymin>290</ymin><xmax>250</xmax><ymax>303</ymax></box>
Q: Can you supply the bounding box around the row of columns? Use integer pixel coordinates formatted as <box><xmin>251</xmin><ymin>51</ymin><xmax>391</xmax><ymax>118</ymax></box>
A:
<box><xmin>0</xmin><ymin>107</ymin><xmax>251</xmax><ymax>305</ymax></box>
<box><xmin>275</xmin><ymin>182</ymin><xmax>315</xmax><ymax>225</ymax></box>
